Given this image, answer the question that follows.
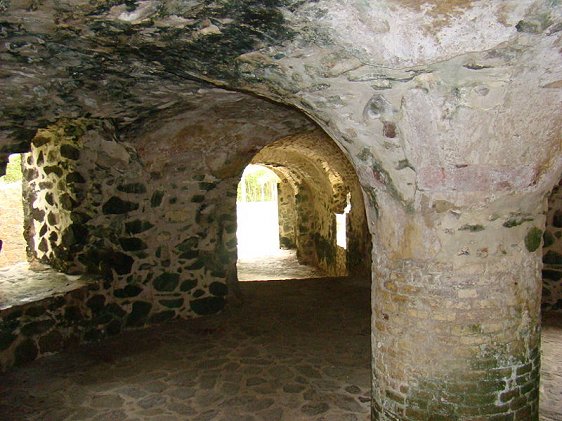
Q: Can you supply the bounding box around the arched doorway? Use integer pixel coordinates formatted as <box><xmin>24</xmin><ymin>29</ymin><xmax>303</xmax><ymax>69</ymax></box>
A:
<box><xmin>236</xmin><ymin>130</ymin><xmax>371</xmax><ymax>282</ymax></box>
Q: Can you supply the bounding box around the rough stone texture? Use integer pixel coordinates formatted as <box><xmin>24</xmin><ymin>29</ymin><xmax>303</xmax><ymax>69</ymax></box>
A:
<box><xmin>371</xmin><ymin>203</ymin><xmax>547</xmax><ymax>419</ymax></box>
<box><xmin>0</xmin><ymin>263</ymin><xmax>97</xmax><ymax>370</ymax></box>
<box><xmin>544</xmin><ymin>179</ymin><xmax>562</xmax><ymax>311</ymax></box>
<box><xmin>277</xmin><ymin>179</ymin><xmax>297</xmax><ymax>250</ymax></box>
<box><xmin>541</xmin><ymin>312</ymin><xmax>562</xmax><ymax>421</ymax></box>
<box><xmin>0</xmin><ymin>280</ymin><xmax>560</xmax><ymax>421</ymax></box>
<box><xmin>0</xmin><ymin>1</ymin><xmax>561</xmax><ymax>419</ymax></box>
<box><xmin>0</xmin><ymin>92</ymin><xmax>371</xmax><ymax>371</ymax></box>
<box><xmin>0</xmin><ymin>262</ymin><xmax>91</xmax><ymax>311</ymax></box>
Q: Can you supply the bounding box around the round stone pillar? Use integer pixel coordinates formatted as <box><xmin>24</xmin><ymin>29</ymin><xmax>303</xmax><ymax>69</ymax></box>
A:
<box><xmin>371</xmin><ymin>197</ymin><xmax>544</xmax><ymax>420</ymax></box>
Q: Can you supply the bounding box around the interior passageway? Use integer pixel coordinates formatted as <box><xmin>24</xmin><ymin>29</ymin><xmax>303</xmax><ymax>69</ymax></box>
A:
<box><xmin>235</xmin><ymin>131</ymin><xmax>372</xmax><ymax>283</ymax></box>
<box><xmin>0</xmin><ymin>3</ymin><xmax>560</xmax><ymax>419</ymax></box>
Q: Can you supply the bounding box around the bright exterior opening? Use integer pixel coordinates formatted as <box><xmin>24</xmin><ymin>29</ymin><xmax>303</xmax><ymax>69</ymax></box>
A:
<box><xmin>0</xmin><ymin>153</ymin><xmax>26</xmax><ymax>268</ymax></box>
<box><xmin>336</xmin><ymin>193</ymin><xmax>351</xmax><ymax>249</ymax></box>
<box><xmin>236</xmin><ymin>164</ymin><xmax>280</xmax><ymax>258</ymax></box>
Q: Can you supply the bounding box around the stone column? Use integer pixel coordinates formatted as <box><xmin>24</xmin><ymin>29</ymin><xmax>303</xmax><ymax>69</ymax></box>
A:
<box><xmin>22</xmin><ymin>121</ymin><xmax>92</xmax><ymax>271</ymax></box>
<box><xmin>371</xmin><ymin>194</ymin><xmax>545</xmax><ymax>420</ymax></box>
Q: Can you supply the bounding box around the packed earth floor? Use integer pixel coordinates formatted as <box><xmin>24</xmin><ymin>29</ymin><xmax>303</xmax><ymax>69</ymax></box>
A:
<box><xmin>0</xmin><ymin>273</ymin><xmax>561</xmax><ymax>420</ymax></box>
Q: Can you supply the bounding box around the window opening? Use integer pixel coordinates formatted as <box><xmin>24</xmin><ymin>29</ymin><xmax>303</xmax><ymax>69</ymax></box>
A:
<box><xmin>0</xmin><ymin>153</ymin><xmax>26</xmax><ymax>268</ymax></box>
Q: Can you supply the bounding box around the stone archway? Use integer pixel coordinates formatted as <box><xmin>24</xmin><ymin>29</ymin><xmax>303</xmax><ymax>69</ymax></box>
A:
<box><xmin>245</xmin><ymin>129</ymin><xmax>371</xmax><ymax>278</ymax></box>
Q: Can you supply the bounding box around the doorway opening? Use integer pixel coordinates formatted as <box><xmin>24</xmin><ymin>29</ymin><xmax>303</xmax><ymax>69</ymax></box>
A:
<box><xmin>236</xmin><ymin>164</ymin><xmax>280</xmax><ymax>259</ymax></box>
<box><xmin>236</xmin><ymin>164</ymin><xmax>327</xmax><ymax>281</ymax></box>
<box><xmin>234</xmin><ymin>130</ymin><xmax>371</xmax><ymax>283</ymax></box>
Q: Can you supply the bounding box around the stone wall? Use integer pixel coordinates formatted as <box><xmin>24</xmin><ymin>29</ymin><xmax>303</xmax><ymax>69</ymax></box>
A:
<box><xmin>294</xmin><ymin>180</ymin><xmax>337</xmax><ymax>274</ymax></box>
<box><xmin>347</xmin><ymin>182</ymin><xmax>372</xmax><ymax>278</ymax></box>
<box><xmin>0</xmin><ymin>1</ymin><xmax>560</xmax><ymax>418</ymax></box>
<box><xmin>23</xmin><ymin>119</ymin><xmax>238</xmax><ymax>326</ymax></box>
<box><xmin>544</xmin><ymin>179</ymin><xmax>562</xmax><ymax>312</ymax></box>
<box><xmin>277</xmin><ymin>178</ymin><xmax>297</xmax><ymax>250</ymax></box>
<box><xmin>1</xmin><ymin>119</ymin><xmax>241</xmax><ymax>369</ymax></box>
<box><xmin>0</xmin><ymin>269</ymin><xmax>98</xmax><ymax>371</ymax></box>
<box><xmin>275</xmin><ymin>164</ymin><xmax>356</xmax><ymax>277</ymax></box>
<box><xmin>22</xmin><ymin>123</ymin><xmax>97</xmax><ymax>272</ymax></box>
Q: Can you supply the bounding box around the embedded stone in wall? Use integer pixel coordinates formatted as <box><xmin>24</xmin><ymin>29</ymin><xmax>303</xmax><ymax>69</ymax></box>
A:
<box><xmin>0</xmin><ymin>264</ymin><xmax>105</xmax><ymax>371</ymax></box>
<box><xmin>102</xmin><ymin>197</ymin><xmax>140</xmax><ymax>214</ymax></box>
<box><xmin>191</xmin><ymin>296</ymin><xmax>225</xmax><ymax>316</ymax></box>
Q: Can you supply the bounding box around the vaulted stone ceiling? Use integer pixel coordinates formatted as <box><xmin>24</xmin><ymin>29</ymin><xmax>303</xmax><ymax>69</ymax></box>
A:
<box><xmin>252</xmin><ymin>130</ymin><xmax>356</xmax><ymax>211</ymax></box>
<box><xmin>1</xmin><ymin>0</ymin><xmax>561</xmax><ymax>206</ymax></box>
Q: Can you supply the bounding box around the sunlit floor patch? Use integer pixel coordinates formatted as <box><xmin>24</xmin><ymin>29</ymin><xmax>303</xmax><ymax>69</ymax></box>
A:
<box><xmin>237</xmin><ymin>249</ymin><xmax>326</xmax><ymax>281</ymax></box>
